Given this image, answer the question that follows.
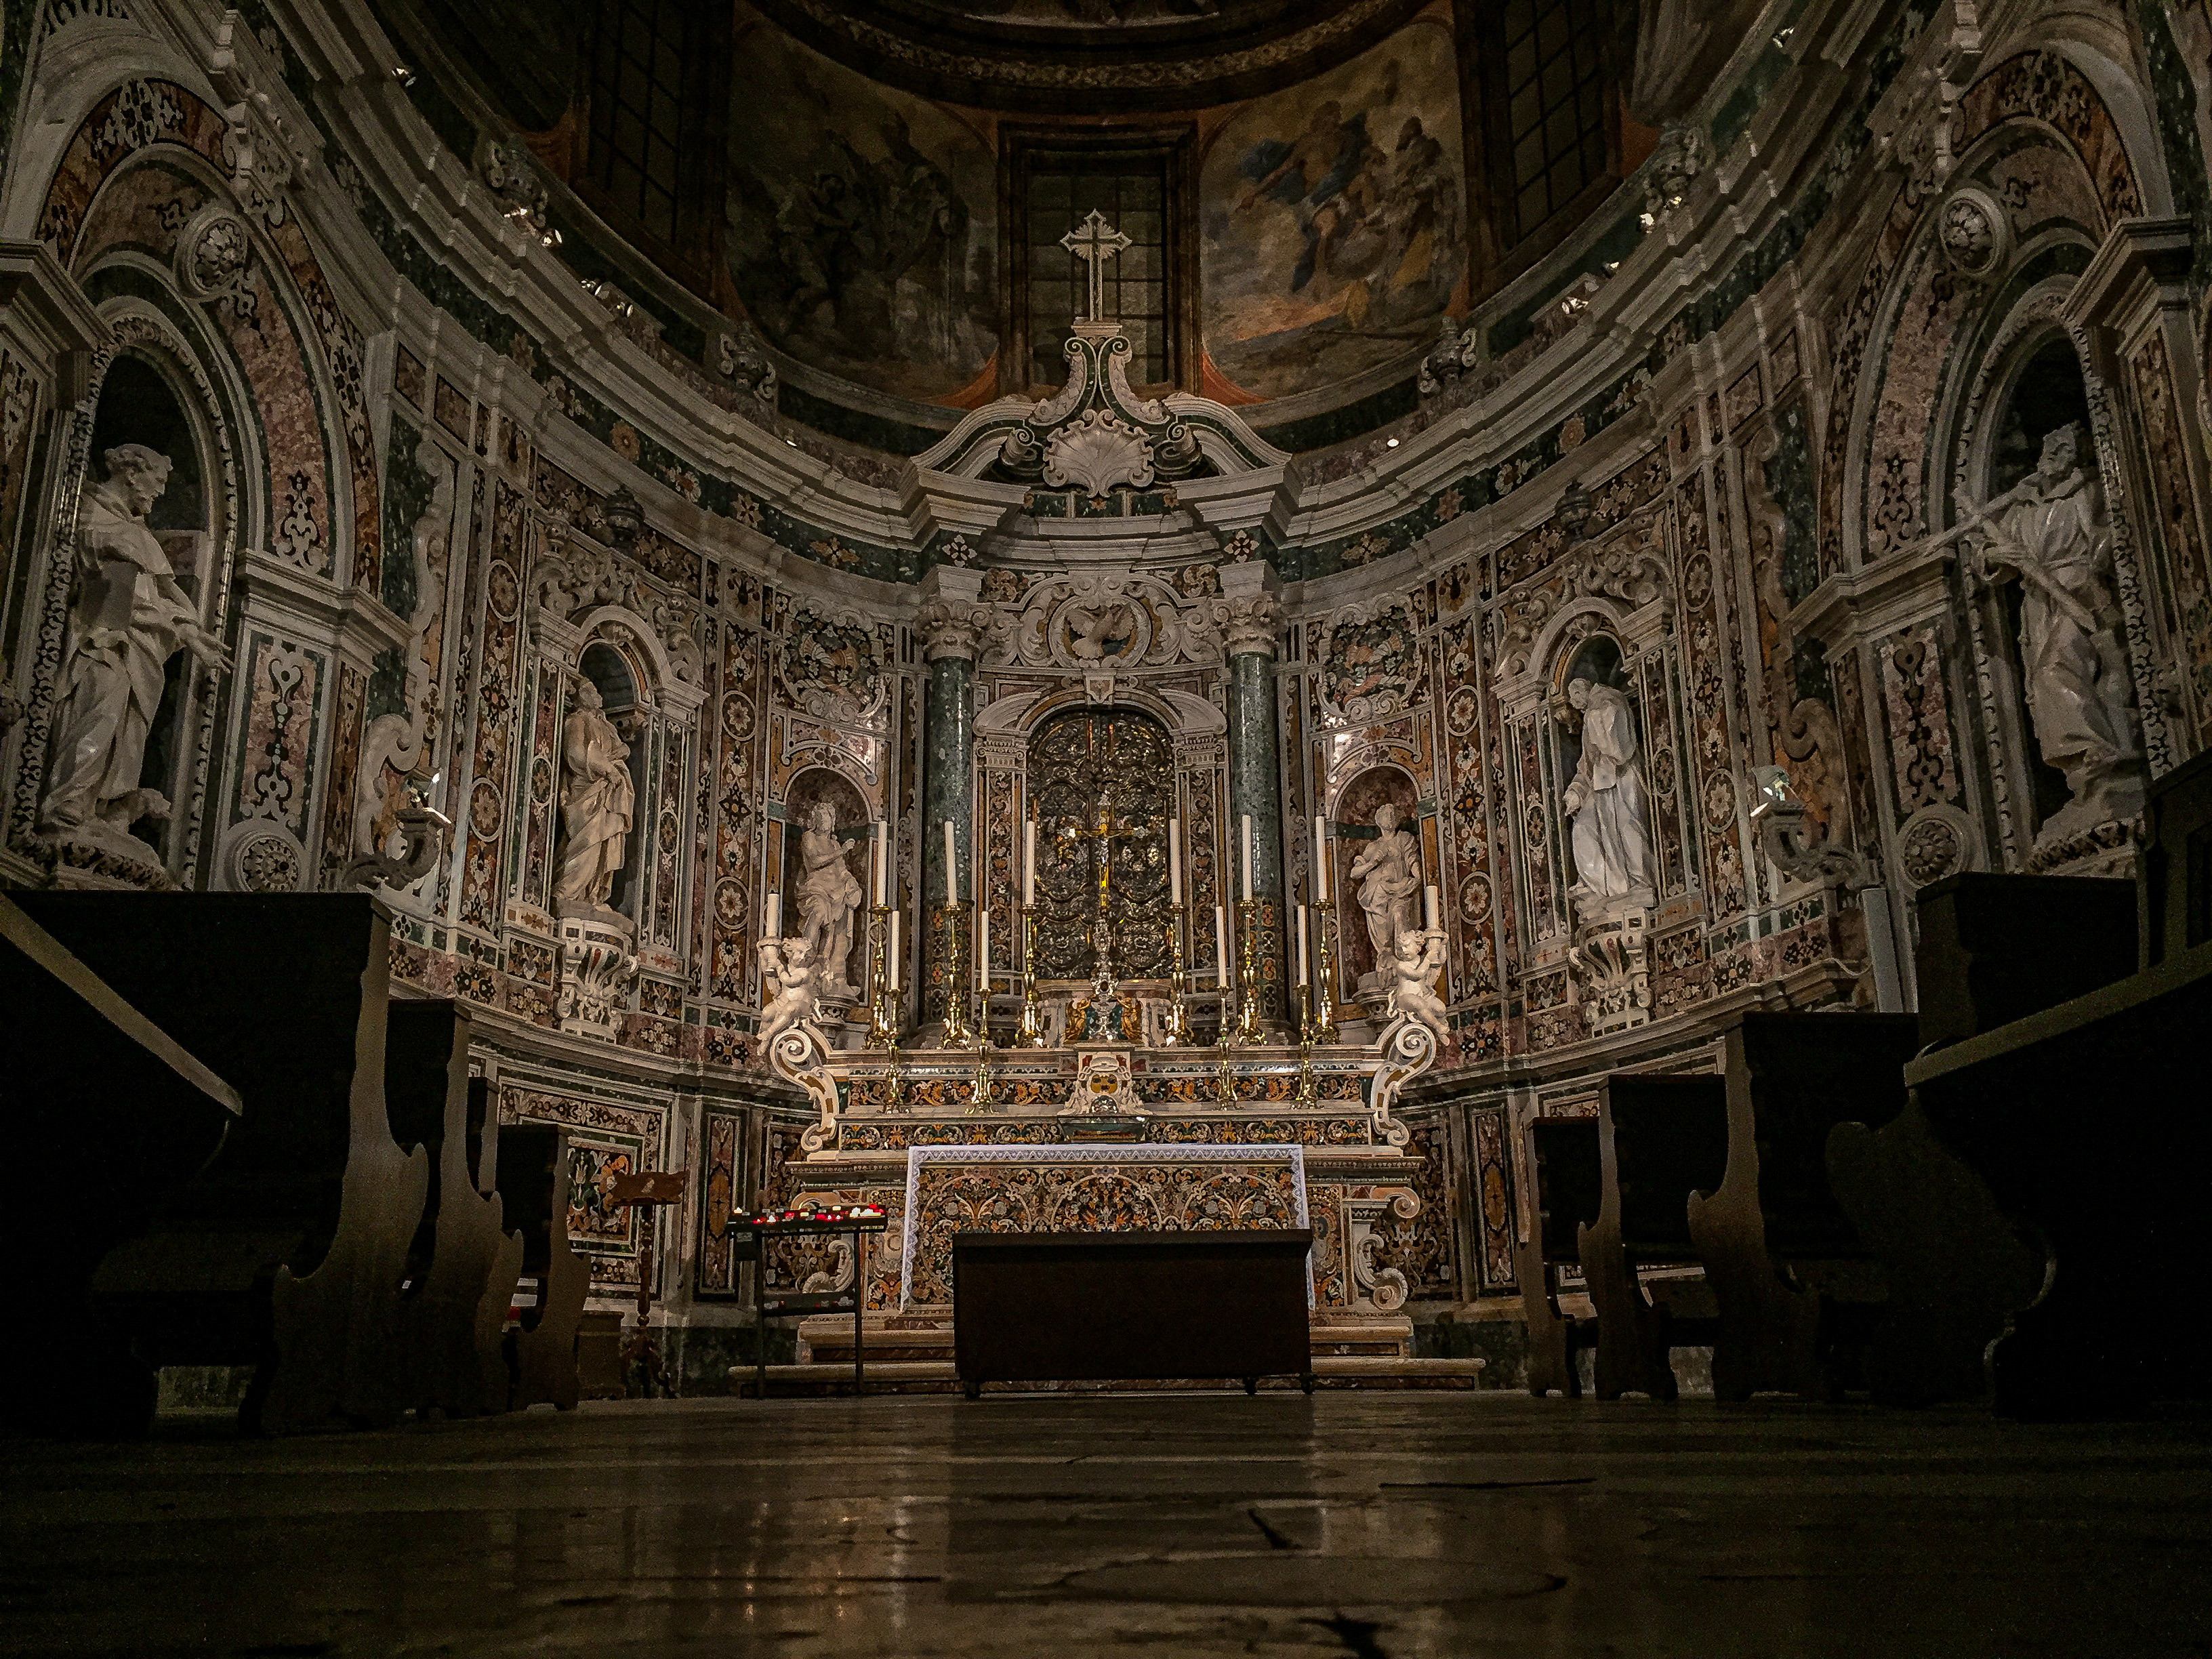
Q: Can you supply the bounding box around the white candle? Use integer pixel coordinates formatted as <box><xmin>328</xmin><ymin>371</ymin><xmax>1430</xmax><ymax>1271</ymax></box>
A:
<box><xmin>944</xmin><ymin>820</ymin><xmax>958</xmax><ymax>905</ymax></box>
<box><xmin>889</xmin><ymin>912</ymin><xmax>901</xmax><ymax>989</ymax></box>
<box><xmin>765</xmin><ymin>891</ymin><xmax>780</xmax><ymax>939</ymax></box>
<box><xmin>1242</xmin><ymin>815</ymin><xmax>1254</xmax><ymax>901</ymax></box>
<box><xmin>873</xmin><ymin>823</ymin><xmax>887</xmax><ymax>906</ymax></box>
<box><xmin>1425</xmin><ymin>884</ymin><xmax>1440</xmax><ymax>931</ymax></box>
<box><xmin>1296</xmin><ymin>903</ymin><xmax>1309</xmax><ymax>987</ymax></box>
<box><xmin>1215</xmin><ymin>905</ymin><xmax>1230</xmax><ymax>981</ymax></box>
<box><xmin>1169</xmin><ymin>817</ymin><xmax>1182</xmax><ymax>906</ymax></box>
<box><xmin>1023</xmin><ymin>819</ymin><xmax>1036</xmax><ymax>905</ymax></box>
<box><xmin>977</xmin><ymin>909</ymin><xmax>990</xmax><ymax>988</ymax></box>
<box><xmin>1313</xmin><ymin>815</ymin><xmax>1328</xmax><ymax>893</ymax></box>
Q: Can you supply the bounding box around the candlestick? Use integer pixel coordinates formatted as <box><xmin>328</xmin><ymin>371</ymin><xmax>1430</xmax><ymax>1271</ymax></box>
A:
<box><xmin>1161</xmin><ymin>915</ymin><xmax>1194</xmax><ymax>1045</ymax></box>
<box><xmin>1013</xmin><ymin>903</ymin><xmax>1050</xmax><ymax>1048</ymax></box>
<box><xmin>764</xmin><ymin>890</ymin><xmax>781</xmax><ymax>939</ymax></box>
<box><xmin>1295</xmin><ymin>903</ymin><xmax>1309</xmax><ymax>989</ymax></box>
<box><xmin>1242</xmin><ymin>815</ymin><xmax>1254</xmax><ymax>901</ymax></box>
<box><xmin>1425</xmin><ymin>884</ymin><xmax>1439</xmax><ymax>932</ymax></box>
<box><xmin>1023</xmin><ymin>818</ymin><xmax>1036</xmax><ymax>905</ymax></box>
<box><xmin>938</xmin><ymin>903</ymin><xmax>976</xmax><ymax>1049</ymax></box>
<box><xmin>1234</xmin><ymin>896</ymin><xmax>1264</xmax><ymax>1046</ymax></box>
<box><xmin>966</xmin><ymin>1039</ymin><xmax>996</xmax><ymax>1114</ymax></box>
<box><xmin>944</xmin><ymin>820</ymin><xmax>958</xmax><ymax>904</ymax></box>
<box><xmin>1311</xmin><ymin>900</ymin><xmax>1341</xmax><ymax>1045</ymax></box>
<box><xmin>1169</xmin><ymin>817</ymin><xmax>1182</xmax><ymax>906</ymax></box>
<box><xmin>864</xmin><ymin>904</ymin><xmax>899</xmax><ymax>1050</ymax></box>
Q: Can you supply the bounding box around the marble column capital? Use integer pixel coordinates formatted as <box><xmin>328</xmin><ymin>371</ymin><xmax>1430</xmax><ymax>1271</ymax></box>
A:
<box><xmin>1214</xmin><ymin>592</ymin><xmax>1286</xmax><ymax>659</ymax></box>
<box><xmin>918</xmin><ymin>598</ymin><xmax>996</xmax><ymax>663</ymax></box>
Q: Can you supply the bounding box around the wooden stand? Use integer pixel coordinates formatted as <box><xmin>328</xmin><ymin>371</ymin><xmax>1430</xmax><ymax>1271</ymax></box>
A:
<box><xmin>738</xmin><ymin>1207</ymin><xmax>889</xmax><ymax>1399</ymax></box>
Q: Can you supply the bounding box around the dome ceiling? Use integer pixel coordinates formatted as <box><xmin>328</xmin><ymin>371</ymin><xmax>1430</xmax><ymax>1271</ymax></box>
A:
<box><xmin>744</xmin><ymin>0</ymin><xmax>1436</xmax><ymax>111</ymax></box>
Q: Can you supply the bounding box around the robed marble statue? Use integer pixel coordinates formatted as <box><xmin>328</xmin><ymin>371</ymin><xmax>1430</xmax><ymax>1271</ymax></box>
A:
<box><xmin>796</xmin><ymin>800</ymin><xmax>863</xmax><ymax>993</ymax></box>
<box><xmin>39</xmin><ymin>443</ymin><xmax>228</xmax><ymax>855</ymax></box>
<box><xmin>1348</xmin><ymin>801</ymin><xmax>1422</xmax><ymax>987</ymax></box>
<box><xmin>553</xmin><ymin>678</ymin><xmax>634</xmax><ymax>914</ymax></box>
<box><xmin>1563</xmin><ymin>677</ymin><xmax>1654</xmax><ymax>909</ymax></box>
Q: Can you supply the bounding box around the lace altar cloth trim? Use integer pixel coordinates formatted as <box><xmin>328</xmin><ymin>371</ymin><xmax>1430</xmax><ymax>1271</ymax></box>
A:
<box><xmin>898</xmin><ymin>1143</ymin><xmax>1312</xmax><ymax>1310</ymax></box>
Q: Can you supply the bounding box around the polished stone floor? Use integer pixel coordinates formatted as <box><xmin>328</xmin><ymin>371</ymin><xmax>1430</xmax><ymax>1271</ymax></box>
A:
<box><xmin>5</xmin><ymin>1393</ymin><xmax>2210</xmax><ymax>1657</ymax></box>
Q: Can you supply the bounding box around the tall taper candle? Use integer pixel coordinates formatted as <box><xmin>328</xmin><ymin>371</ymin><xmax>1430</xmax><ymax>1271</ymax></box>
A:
<box><xmin>1313</xmin><ymin>815</ymin><xmax>1328</xmax><ymax>893</ymax></box>
<box><xmin>1425</xmin><ymin>884</ymin><xmax>1439</xmax><ymax>931</ymax></box>
<box><xmin>978</xmin><ymin>909</ymin><xmax>990</xmax><ymax>990</ymax></box>
<box><xmin>1169</xmin><ymin>817</ymin><xmax>1182</xmax><ymax>906</ymax></box>
<box><xmin>1242</xmin><ymin>815</ymin><xmax>1254</xmax><ymax>902</ymax></box>
<box><xmin>889</xmin><ymin>912</ymin><xmax>901</xmax><ymax>990</ymax></box>
<box><xmin>765</xmin><ymin>891</ymin><xmax>780</xmax><ymax>938</ymax></box>
<box><xmin>1296</xmin><ymin>903</ymin><xmax>1309</xmax><ymax>987</ymax></box>
<box><xmin>1214</xmin><ymin>905</ymin><xmax>1230</xmax><ymax>981</ymax></box>
<box><xmin>943</xmin><ymin>819</ymin><xmax>958</xmax><ymax>904</ymax></box>
<box><xmin>1023</xmin><ymin>819</ymin><xmax>1036</xmax><ymax>905</ymax></box>
<box><xmin>874</xmin><ymin>823</ymin><xmax>887</xmax><ymax>906</ymax></box>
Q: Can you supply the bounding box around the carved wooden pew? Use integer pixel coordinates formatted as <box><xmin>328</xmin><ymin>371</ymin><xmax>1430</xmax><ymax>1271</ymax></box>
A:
<box><xmin>495</xmin><ymin>1121</ymin><xmax>590</xmax><ymax>1411</ymax></box>
<box><xmin>1904</xmin><ymin>936</ymin><xmax>2212</xmax><ymax>1416</ymax></box>
<box><xmin>384</xmin><ymin>1002</ymin><xmax>523</xmax><ymax>1418</ymax></box>
<box><xmin>1578</xmin><ymin>1074</ymin><xmax>1727</xmax><ymax>1401</ymax></box>
<box><xmin>2140</xmin><ymin>747</ymin><xmax>2212</xmax><ymax>968</ymax></box>
<box><xmin>14</xmin><ymin>893</ymin><xmax>428</xmax><ymax>1433</ymax></box>
<box><xmin>1828</xmin><ymin>874</ymin><xmax>2131</xmax><ymax>1406</ymax></box>
<box><xmin>1685</xmin><ymin>1011</ymin><xmax>1920</xmax><ymax>1401</ymax></box>
<box><xmin>2</xmin><ymin>895</ymin><xmax>243</xmax><ymax>1435</ymax></box>
<box><xmin>1515</xmin><ymin>1116</ymin><xmax>1601</xmax><ymax>1397</ymax></box>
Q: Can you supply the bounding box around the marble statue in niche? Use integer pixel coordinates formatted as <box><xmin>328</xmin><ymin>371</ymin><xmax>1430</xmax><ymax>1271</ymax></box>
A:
<box><xmin>39</xmin><ymin>443</ymin><xmax>228</xmax><ymax>857</ymax></box>
<box><xmin>553</xmin><ymin>678</ymin><xmax>634</xmax><ymax>916</ymax></box>
<box><xmin>1382</xmin><ymin>925</ymin><xmax>1448</xmax><ymax>1046</ymax></box>
<box><xmin>1964</xmin><ymin>423</ymin><xmax>2146</xmax><ymax>842</ymax></box>
<box><xmin>1349</xmin><ymin>801</ymin><xmax>1422</xmax><ymax>993</ymax></box>
<box><xmin>796</xmin><ymin>800</ymin><xmax>863</xmax><ymax>995</ymax></box>
<box><xmin>1563</xmin><ymin>678</ymin><xmax>1654</xmax><ymax>909</ymax></box>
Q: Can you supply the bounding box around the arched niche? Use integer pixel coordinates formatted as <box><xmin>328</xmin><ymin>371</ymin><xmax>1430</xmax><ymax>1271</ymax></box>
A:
<box><xmin>1331</xmin><ymin>762</ymin><xmax>1422</xmax><ymax>998</ymax></box>
<box><xmin>76</xmin><ymin>346</ymin><xmax>219</xmax><ymax>863</ymax></box>
<box><xmin>779</xmin><ymin>766</ymin><xmax>872</xmax><ymax>995</ymax></box>
<box><xmin>576</xmin><ymin>638</ymin><xmax>647</xmax><ymax>917</ymax></box>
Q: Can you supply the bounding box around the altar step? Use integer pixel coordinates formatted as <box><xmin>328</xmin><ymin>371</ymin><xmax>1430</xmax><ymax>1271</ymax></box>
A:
<box><xmin>794</xmin><ymin>1313</ymin><xmax>1418</xmax><ymax>1364</ymax></box>
<box><xmin>728</xmin><ymin>1357</ymin><xmax>1486</xmax><ymax>1397</ymax></box>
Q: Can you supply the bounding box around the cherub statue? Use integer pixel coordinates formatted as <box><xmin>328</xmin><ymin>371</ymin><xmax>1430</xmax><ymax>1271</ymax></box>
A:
<box><xmin>757</xmin><ymin>935</ymin><xmax>829</xmax><ymax>1055</ymax></box>
<box><xmin>1382</xmin><ymin>926</ymin><xmax>1448</xmax><ymax>1046</ymax></box>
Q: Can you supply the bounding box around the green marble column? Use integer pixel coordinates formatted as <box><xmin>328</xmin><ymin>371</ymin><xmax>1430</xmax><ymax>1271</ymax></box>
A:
<box><xmin>1223</xmin><ymin>590</ymin><xmax>1287</xmax><ymax>1025</ymax></box>
<box><xmin>918</xmin><ymin>590</ymin><xmax>987</xmax><ymax>1029</ymax></box>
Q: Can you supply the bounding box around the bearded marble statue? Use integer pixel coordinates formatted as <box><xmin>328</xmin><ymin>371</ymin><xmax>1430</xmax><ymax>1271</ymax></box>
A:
<box><xmin>39</xmin><ymin>443</ymin><xmax>228</xmax><ymax>856</ymax></box>
<box><xmin>796</xmin><ymin>800</ymin><xmax>862</xmax><ymax>993</ymax></box>
<box><xmin>1348</xmin><ymin>801</ymin><xmax>1422</xmax><ymax>988</ymax></box>
<box><xmin>1562</xmin><ymin>677</ymin><xmax>1654</xmax><ymax>910</ymax></box>
<box><xmin>552</xmin><ymin>678</ymin><xmax>634</xmax><ymax>914</ymax></box>
<box><xmin>1965</xmin><ymin>423</ymin><xmax>2146</xmax><ymax>842</ymax></box>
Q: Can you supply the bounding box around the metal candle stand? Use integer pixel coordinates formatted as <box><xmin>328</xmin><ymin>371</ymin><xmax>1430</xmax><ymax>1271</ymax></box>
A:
<box><xmin>938</xmin><ymin>901</ymin><xmax>978</xmax><ymax>1050</ymax></box>
<box><xmin>1234</xmin><ymin>897</ymin><xmax>1265</xmax><ymax>1046</ymax></box>
<box><xmin>863</xmin><ymin>903</ymin><xmax>900</xmax><ymax>1050</ymax></box>
<box><xmin>1161</xmin><ymin>914</ymin><xmax>1195</xmax><ymax>1045</ymax></box>
<box><xmin>1310</xmin><ymin>900</ymin><xmax>1342</xmax><ymax>1045</ymax></box>
<box><xmin>1012</xmin><ymin>903</ymin><xmax>1051</xmax><ymax>1048</ymax></box>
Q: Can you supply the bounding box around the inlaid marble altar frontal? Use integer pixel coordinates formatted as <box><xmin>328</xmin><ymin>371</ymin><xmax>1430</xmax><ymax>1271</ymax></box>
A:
<box><xmin>897</xmin><ymin>1143</ymin><xmax>1312</xmax><ymax>1308</ymax></box>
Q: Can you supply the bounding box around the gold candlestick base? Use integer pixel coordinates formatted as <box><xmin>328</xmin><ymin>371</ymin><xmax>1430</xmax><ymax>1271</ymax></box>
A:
<box><xmin>1012</xmin><ymin>903</ymin><xmax>1052</xmax><ymax>1048</ymax></box>
<box><xmin>938</xmin><ymin>902</ymin><xmax>978</xmax><ymax>1050</ymax></box>
<box><xmin>966</xmin><ymin>1044</ymin><xmax>996</xmax><ymax>1113</ymax></box>
<box><xmin>1311</xmin><ymin>901</ymin><xmax>1342</xmax><ymax>1045</ymax></box>
<box><xmin>864</xmin><ymin>903</ymin><xmax>901</xmax><ymax>1050</ymax></box>
<box><xmin>1235</xmin><ymin>897</ymin><xmax>1265</xmax><ymax>1046</ymax></box>
<box><xmin>1161</xmin><ymin>916</ymin><xmax>1195</xmax><ymax>1046</ymax></box>
<box><xmin>1214</xmin><ymin>1012</ymin><xmax>1238</xmax><ymax>1104</ymax></box>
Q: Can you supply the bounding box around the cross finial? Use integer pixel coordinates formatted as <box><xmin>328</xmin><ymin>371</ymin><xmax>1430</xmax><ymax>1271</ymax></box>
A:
<box><xmin>1060</xmin><ymin>209</ymin><xmax>1132</xmax><ymax>324</ymax></box>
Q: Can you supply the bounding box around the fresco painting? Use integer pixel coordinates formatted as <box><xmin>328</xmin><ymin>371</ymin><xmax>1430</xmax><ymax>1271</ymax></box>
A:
<box><xmin>1200</xmin><ymin>18</ymin><xmax>1465</xmax><ymax>401</ymax></box>
<box><xmin>724</xmin><ymin>22</ymin><xmax>998</xmax><ymax>403</ymax></box>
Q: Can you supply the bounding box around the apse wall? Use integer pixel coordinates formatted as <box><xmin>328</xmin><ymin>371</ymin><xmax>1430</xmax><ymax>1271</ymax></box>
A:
<box><xmin>2</xmin><ymin>0</ymin><xmax>2209</xmax><ymax>1377</ymax></box>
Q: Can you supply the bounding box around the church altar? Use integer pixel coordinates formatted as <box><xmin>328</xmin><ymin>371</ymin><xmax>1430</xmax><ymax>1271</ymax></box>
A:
<box><xmin>764</xmin><ymin>1023</ymin><xmax>1441</xmax><ymax>1362</ymax></box>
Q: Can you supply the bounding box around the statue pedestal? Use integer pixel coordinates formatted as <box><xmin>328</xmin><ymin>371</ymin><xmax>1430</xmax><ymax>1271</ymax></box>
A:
<box><xmin>30</xmin><ymin>826</ymin><xmax>175</xmax><ymax>891</ymax></box>
<box><xmin>555</xmin><ymin>905</ymin><xmax>636</xmax><ymax>1040</ymax></box>
<box><xmin>1568</xmin><ymin>893</ymin><xmax>1654</xmax><ymax>1037</ymax></box>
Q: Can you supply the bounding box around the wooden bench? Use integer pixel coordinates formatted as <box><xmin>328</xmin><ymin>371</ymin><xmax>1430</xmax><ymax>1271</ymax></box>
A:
<box><xmin>1828</xmin><ymin>875</ymin><xmax>2125</xmax><ymax>1406</ymax></box>
<box><xmin>494</xmin><ymin>1120</ymin><xmax>590</xmax><ymax>1411</ymax></box>
<box><xmin>2141</xmin><ymin>747</ymin><xmax>2212</xmax><ymax>968</ymax></box>
<box><xmin>1</xmin><ymin>895</ymin><xmax>243</xmax><ymax>1434</ymax></box>
<box><xmin>16</xmin><ymin>893</ymin><xmax>428</xmax><ymax>1433</ymax></box>
<box><xmin>1904</xmin><ymin>937</ymin><xmax>2212</xmax><ymax>1416</ymax></box>
<box><xmin>1579</xmin><ymin>1074</ymin><xmax>1727</xmax><ymax>1401</ymax></box>
<box><xmin>1685</xmin><ymin>1011</ymin><xmax>1920</xmax><ymax>1400</ymax></box>
<box><xmin>952</xmin><ymin>1229</ymin><xmax>1315</xmax><ymax>1396</ymax></box>
<box><xmin>1515</xmin><ymin>1118</ymin><xmax>1601</xmax><ymax>1398</ymax></box>
<box><xmin>384</xmin><ymin>1003</ymin><xmax>523</xmax><ymax>1418</ymax></box>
